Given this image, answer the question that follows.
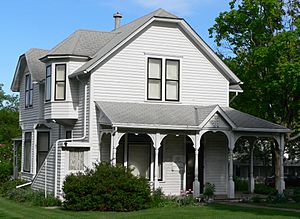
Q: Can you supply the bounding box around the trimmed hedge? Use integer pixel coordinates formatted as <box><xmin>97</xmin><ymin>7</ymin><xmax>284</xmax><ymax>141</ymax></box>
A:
<box><xmin>63</xmin><ymin>162</ymin><xmax>151</xmax><ymax>211</ymax></box>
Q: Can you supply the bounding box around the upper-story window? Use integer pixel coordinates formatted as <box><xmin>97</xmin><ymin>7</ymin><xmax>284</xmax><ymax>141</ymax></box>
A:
<box><xmin>55</xmin><ymin>64</ymin><xmax>66</xmax><ymax>101</ymax></box>
<box><xmin>45</xmin><ymin>65</ymin><xmax>51</xmax><ymax>101</ymax></box>
<box><xmin>25</xmin><ymin>74</ymin><xmax>33</xmax><ymax>108</ymax></box>
<box><xmin>147</xmin><ymin>58</ymin><xmax>162</xmax><ymax>100</ymax></box>
<box><xmin>147</xmin><ymin>58</ymin><xmax>180</xmax><ymax>101</ymax></box>
<box><xmin>165</xmin><ymin>59</ymin><xmax>179</xmax><ymax>101</ymax></box>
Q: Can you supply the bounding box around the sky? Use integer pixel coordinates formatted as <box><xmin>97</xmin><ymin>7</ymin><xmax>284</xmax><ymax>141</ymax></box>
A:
<box><xmin>0</xmin><ymin>0</ymin><xmax>231</xmax><ymax>94</ymax></box>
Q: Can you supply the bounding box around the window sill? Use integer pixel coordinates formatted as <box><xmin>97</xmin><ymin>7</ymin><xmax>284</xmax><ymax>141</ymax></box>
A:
<box><xmin>144</xmin><ymin>100</ymin><xmax>182</xmax><ymax>104</ymax></box>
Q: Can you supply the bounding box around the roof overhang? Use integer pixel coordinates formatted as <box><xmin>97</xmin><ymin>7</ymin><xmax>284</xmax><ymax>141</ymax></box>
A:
<box><xmin>40</xmin><ymin>54</ymin><xmax>90</xmax><ymax>62</ymax></box>
<box><xmin>11</xmin><ymin>54</ymin><xmax>26</xmax><ymax>92</ymax></box>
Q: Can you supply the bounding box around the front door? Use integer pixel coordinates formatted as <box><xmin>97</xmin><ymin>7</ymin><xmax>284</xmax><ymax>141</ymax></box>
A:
<box><xmin>37</xmin><ymin>132</ymin><xmax>50</xmax><ymax>171</ymax></box>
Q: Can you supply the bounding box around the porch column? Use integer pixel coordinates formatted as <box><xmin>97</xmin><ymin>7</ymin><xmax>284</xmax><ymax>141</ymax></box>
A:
<box><xmin>110</xmin><ymin>132</ymin><xmax>118</xmax><ymax>166</ymax></box>
<box><xmin>124</xmin><ymin>133</ymin><xmax>128</xmax><ymax>168</ymax></box>
<box><xmin>248</xmin><ymin>137</ymin><xmax>256</xmax><ymax>193</ymax></box>
<box><xmin>228</xmin><ymin>134</ymin><xmax>235</xmax><ymax>198</ymax></box>
<box><xmin>277</xmin><ymin>134</ymin><xmax>285</xmax><ymax>194</ymax></box>
<box><xmin>154</xmin><ymin>133</ymin><xmax>161</xmax><ymax>190</ymax></box>
<box><xmin>193</xmin><ymin>133</ymin><xmax>200</xmax><ymax>197</ymax></box>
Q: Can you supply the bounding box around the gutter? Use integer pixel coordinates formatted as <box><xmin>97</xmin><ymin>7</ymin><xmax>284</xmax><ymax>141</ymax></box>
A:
<box><xmin>54</xmin><ymin>77</ymin><xmax>88</xmax><ymax>198</ymax></box>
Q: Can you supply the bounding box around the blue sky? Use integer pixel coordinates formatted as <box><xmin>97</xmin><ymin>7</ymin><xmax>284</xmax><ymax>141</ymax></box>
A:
<box><xmin>0</xmin><ymin>0</ymin><xmax>230</xmax><ymax>94</ymax></box>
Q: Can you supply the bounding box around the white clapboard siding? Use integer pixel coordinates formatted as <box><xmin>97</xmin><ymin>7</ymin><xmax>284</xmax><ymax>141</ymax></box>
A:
<box><xmin>160</xmin><ymin>135</ymin><xmax>185</xmax><ymax>195</ymax></box>
<box><xmin>204</xmin><ymin>132</ymin><xmax>228</xmax><ymax>195</ymax></box>
<box><xmin>91</xmin><ymin>23</ymin><xmax>228</xmax><ymax>106</ymax></box>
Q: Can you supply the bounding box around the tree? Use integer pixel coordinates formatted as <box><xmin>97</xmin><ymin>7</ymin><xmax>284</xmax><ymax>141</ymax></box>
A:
<box><xmin>0</xmin><ymin>84</ymin><xmax>20</xmax><ymax>181</ymax></box>
<box><xmin>209</xmin><ymin>0</ymin><xmax>300</xmax><ymax>159</ymax></box>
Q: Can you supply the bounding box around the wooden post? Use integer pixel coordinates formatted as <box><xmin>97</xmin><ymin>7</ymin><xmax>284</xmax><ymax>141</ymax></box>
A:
<box><xmin>154</xmin><ymin>133</ymin><xmax>161</xmax><ymax>190</ymax></box>
<box><xmin>193</xmin><ymin>133</ymin><xmax>200</xmax><ymax>197</ymax></box>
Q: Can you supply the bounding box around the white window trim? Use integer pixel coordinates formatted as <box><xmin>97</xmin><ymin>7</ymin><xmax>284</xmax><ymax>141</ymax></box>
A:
<box><xmin>144</xmin><ymin>54</ymin><xmax>182</xmax><ymax>103</ymax></box>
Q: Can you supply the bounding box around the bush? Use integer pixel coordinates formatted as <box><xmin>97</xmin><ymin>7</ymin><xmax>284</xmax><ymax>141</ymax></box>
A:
<box><xmin>252</xmin><ymin>195</ymin><xmax>262</xmax><ymax>203</ymax></box>
<box><xmin>0</xmin><ymin>179</ymin><xmax>25</xmax><ymax>196</ymax></box>
<box><xmin>234</xmin><ymin>177</ymin><xmax>248</xmax><ymax>192</ymax></box>
<box><xmin>0</xmin><ymin>159</ymin><xmax>13</xmax><ymax>183</ymax></box>
<box><xmin>254</xmin><ymin>184</ymin><xmax>277</xmax><ymax>195</ymax></box>
<box><xmin>63</xmin><ymin>162</ymin><xmax>151</xmax><ymax>211</ymax></box>
<box><xmin>291</xmin><ymin>194</ymin><xmax>300</xmax><ymax>203</ymax></box>
<box><xmin>203</xmin><ymin>182</ymin><xmax>215</xmax><ymax>200</ymax></box>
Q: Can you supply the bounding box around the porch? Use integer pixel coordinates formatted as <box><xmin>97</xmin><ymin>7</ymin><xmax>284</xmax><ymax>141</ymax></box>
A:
<box><xmin>96</xmin><ymin>101</ymin><xmax>290</xmax><ymax>198</ymax></box>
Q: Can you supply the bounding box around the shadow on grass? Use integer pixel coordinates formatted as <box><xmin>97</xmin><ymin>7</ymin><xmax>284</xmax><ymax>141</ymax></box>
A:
<box><xmin>209</xmin><ymin>203</ymin><xmax>300</xmax><ymax>218</ymax></box>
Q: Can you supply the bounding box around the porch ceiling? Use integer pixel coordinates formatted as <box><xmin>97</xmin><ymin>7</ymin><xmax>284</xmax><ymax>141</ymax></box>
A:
<box><xmin>95</xmin><ymin>101</ymin><xmax>290</xmax><ymax>133</ymax></box>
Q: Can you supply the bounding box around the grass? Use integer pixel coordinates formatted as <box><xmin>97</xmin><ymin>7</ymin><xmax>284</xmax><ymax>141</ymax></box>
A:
<box><xmin>251</xmin><ymin>202</ymin><xmax>300</xmax><ymax>210</ymax></box>
<box><xmin>0</xmin><ymin>197</ymin><xmax>299</xmax><ymax>219</ymax></box>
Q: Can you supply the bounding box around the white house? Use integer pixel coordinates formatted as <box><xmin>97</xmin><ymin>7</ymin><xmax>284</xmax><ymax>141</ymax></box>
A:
<box><xmin>11</xmin><ymin>9</ymin><xmax>289</xmax><ymax>199</ymax></box>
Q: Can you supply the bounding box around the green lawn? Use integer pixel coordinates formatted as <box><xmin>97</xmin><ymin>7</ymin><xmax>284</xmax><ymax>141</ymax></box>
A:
<box><xmin>0</xmin><ymin>197</ymin><xmax>299</xmax><ymax>219</ymax></box>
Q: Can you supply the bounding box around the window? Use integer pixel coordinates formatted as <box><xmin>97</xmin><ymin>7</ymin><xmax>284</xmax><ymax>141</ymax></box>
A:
<box><xmin>45</xmin><ymin>65</ymin><xmax>51</xmax><ymax>101</ymax></box>
<box><xmin>66</xmin><ymin>130</ymin><xmax>72</xmax><ymax>139</ymax></box>
<box><xmin>25</xmin><ymin>74</ymin><xmax>33</xmax><ymax>108</ymax></box>
<box><xmin>69</xmin><ymin>150</ymin><xmax>84</xmax><ymax>170</ymax></box>
<box><xmin>23</xmin><ymin>132</ymin><xmax>31</xmax><ymax>172</ymax></box>
<box><xmin>55</xmin><ymin>64</ymin><xmax>66</xmax><ymax>100</ymax></box>
<box><xmin>147</xmin><ymin>58</ymin><xmax>162</xmax><ymax>100</ymax></box>
<box><xmin>37</xmin><ymin>132</ymin><xmax>50</xmax><ymax>171</ymax></box>
<box><xmin>165</xmin><ymin>60</ymin><xmax>180</xmax><ymax>101</ymax></box>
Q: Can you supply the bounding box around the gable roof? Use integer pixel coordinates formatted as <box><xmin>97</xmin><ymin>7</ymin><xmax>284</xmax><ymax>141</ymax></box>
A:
<box><xmin>68</xmin><ymin>9</ymin><xmax>241</xmax><ymax>85</ymax></box>
<box><xmin>95</xmin><ymin>101</ymin><xmax>289</xmax><ymax>133</ymax></box>
<box><xmin>11</xmin><ymin>48</ymin><xmax>49</xmax><ymax>92</ymax></box>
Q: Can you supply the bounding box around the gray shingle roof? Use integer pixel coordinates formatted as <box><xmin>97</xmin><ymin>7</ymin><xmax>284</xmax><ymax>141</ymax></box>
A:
<box><xmin>95</xmin><ymin>101</ymin><xmax>289</xmax><ymax>133</ymax></box>
<box><xmin>47</xmin><ymin>30</ymin><xmax>117</xmax><ymax>57</ymax></box>
<box><xmin>25</xmin><ymin>48</ymin><xmax>49</xmax><ymax>81</ymax></box>
<box><xmin>11</xmin><ymin>48</ymin><xmax>49</xmax><ymax>91</ymax></box>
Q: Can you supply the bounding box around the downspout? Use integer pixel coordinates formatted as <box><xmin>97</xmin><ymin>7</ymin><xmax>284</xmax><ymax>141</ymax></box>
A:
<box><xmin>229</xmin><ymin>92</ymin><xmax>239</xmax><ymax>104</ymax></box>
<box><xmin>54</xmin><ymin>77</ymin><xmax>87</xmax><ymax>198</ymax></box>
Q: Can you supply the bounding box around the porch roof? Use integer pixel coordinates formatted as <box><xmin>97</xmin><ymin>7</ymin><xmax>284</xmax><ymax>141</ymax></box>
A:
<box><xmin>95</xmin><ymin>101</ymin><xmax>290</xmax><ymax>133</ymax></box>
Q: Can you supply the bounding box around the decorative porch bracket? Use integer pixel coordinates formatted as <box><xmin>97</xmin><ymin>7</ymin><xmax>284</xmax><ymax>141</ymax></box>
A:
<box><xmin>149</xmin><ymin>133</ymin><xmax>166</xmax><ymax>190</ymax></box>
<box><xmin>110</xmin><ymin>131</ymin><xmax>125</xmax><ymax>166</ymax></box>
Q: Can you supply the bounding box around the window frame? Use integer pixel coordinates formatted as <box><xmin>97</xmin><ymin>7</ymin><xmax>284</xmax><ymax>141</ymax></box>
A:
<box><xmin>23</xmin><ymin>132</ymin><xmax>32</xmax><ymax>172</ymax></box>
<box><xmin>165</xmin><ymin>59</ymin><xmax>180</xmax><ymax>102</ymax></box>
<box><xmin>36</xmin><ymin>131</ymin><xmax>50</xmax><ymax>172</ymax></box>
<box><xmin>45</xmin><ymin>65</ymin><xmax>52</xmax><ymax>102</ymax></box>
<box><xmin>54</xmin><ymin>64</ymin><xmax>67</xmax><ymax>101</ymax></box>
<box><xmin>147</xmin><ymin>57</ymin><xmax>162</xmax><ymax>101</ymax></box>
<box><xmin>25</xmin><ymin>74</ymin><xmax>33</xmax><ymax>108</ymax></box>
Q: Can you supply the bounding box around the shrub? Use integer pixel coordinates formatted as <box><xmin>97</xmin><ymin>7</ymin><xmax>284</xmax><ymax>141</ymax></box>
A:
<box><xmin>63</xmin><ymin>162</ymin><xmax>151</xmax><ymax>211</ymax></box>
<box><xmin>254</xmin><ymin>183</ymin><xmax>277</xmax><ymax>195</ymax></box>
<box><xmin>203</xmin><ymin>182</ymin><xmax>215</xmax><ymax>200</ymax></box>
<box><xmin>234</xmin><ymin>177</ymin><xmax>248</xmax><ymax>192</ymax></box>
<box><xmin>291</xmin><ymin>194</ymin><xmax>300</xmax><ymax>203</ymax></box>
<box><xmin>252</xmin><ymin>195</ymin><xmax>262</xmax><ymax>203</ymax></box>
<box><xmin>151</xmin><ymin>188</ymin><xmax>165</xmax><ymax>207</ymax></box>
<box><xmin>0</xmin><ymin>179</ymin><xmax>25</xmax><ymax>196</ymax></box>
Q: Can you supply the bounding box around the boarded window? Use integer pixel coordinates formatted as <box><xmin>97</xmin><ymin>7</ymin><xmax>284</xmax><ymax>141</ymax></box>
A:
<box><xmin>23</xmin><ymin>132</ymin><xmax>31</xmax><ymax>172</ymax></box>
<box><xmin>69</xmin><ymin>150</ymin><xmax>84</xmax><ymax>170</ymax></box>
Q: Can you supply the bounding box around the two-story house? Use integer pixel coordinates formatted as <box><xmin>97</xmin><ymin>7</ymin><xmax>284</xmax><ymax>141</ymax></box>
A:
<box><xmin>11</xmin><ymin>9</ymin><xmax>289</xmax><ymax>199</ymax></box>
